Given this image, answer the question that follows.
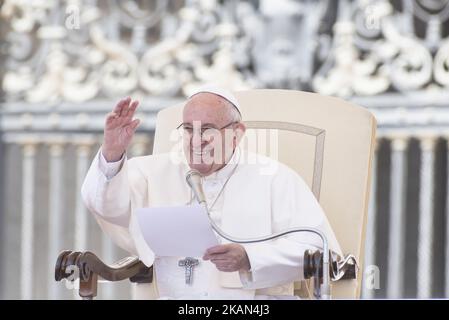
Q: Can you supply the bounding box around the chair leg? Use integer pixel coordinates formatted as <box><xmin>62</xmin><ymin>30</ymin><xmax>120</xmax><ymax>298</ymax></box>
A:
<box><xmin>79</xmin><ymin>272</ymin><xmax>98</xmax><ymax>300</ymax></box>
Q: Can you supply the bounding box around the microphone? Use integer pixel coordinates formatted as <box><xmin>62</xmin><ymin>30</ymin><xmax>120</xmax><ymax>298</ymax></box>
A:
<box><xmin>185</xmin><ymin>170</ymin><xmax>336</xmax><ymax>299</ymax></box>
<box><xmin>186</xmin><ymin>170</ymin><xmax>206</xmax><ymax>204</ymax></box>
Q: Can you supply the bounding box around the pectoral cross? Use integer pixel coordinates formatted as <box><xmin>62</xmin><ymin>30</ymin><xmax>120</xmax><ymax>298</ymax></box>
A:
<box><xmin>178</xmin><ymin>257</ymin><xmax>199</xmax><ymax>285</ymax></box>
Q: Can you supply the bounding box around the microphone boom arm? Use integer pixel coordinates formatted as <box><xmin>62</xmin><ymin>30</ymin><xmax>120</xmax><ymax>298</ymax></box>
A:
<box><xmin>187</xmin><ymin>170</ymin><xmax>331</xmax><ymax>299</ymax></box>
<box><xmin>199</xmin><ymin>201</ymin><xmax>331</xmax><ymax>299</ymax></box>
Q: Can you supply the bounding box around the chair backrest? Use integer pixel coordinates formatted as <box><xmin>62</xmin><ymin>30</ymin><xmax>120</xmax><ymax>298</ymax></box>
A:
<box><xmin>153</xmin><ymin>89</ymin><xmax>376</xmax><ymax>299</ymax></box>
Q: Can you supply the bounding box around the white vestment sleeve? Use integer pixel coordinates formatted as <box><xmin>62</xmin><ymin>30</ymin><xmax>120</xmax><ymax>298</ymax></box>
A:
<box><xmin>239</xmin><ymin>166</ymin><xmax>342</xmax><ymax>289</ymax></box>
<box><xmin>98</xmin><ymin>151</ymin><xmax>125</xmax><ymax>180</ymax></box>
<box><xmin>81</xmin><ymin>148</ymin><xmax>148</xmax><ymax>254</ymax></box>
<box><xmin>81</xmin><ymin>149</ymin><xmax>131</xmax><ymax>226</ymax></box>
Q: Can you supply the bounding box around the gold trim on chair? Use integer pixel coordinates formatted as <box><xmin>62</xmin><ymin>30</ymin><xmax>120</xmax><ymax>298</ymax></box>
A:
<box><xmin>244</xmin><ymin>121</ymin><xmax>326</xmax><ymax>200</ymax></box>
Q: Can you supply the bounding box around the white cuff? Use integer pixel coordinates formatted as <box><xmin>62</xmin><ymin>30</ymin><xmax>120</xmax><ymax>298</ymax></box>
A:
<box><xmin>238</xmin><ymin>268</ymin><xmax>254</xmax><ymax>287</ymax></box>
<box><xmin>98</xmin><ymin>150</ymin><xmax>125</xmax><ymax>180</ymax></box>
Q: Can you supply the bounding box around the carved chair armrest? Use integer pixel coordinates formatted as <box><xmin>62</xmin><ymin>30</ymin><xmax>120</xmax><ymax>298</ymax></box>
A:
<box><xmin>55</xmin><ymin>250</ymin><xmax>153</xmax><ymax>299</ymax></box>
<box><xmin>303</xmin><ymin>250</ymin><xmax>357</xmax><ymax>281</ymax></box>
<box><xmin>303</xmin><ymin>250</ymin><xmax>358</xmax><ymax>299</ymax></box>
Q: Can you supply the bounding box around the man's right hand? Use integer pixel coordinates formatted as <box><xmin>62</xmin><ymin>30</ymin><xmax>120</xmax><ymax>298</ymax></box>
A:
<box><xmin>102</xmin><ymin>97</ymin><xmax>140</xmax><ymax>162</ymax></box>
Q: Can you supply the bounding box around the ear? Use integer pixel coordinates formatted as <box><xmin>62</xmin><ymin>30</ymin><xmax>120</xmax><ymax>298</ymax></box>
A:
<box><xmin>234</xmin><ymin>122</ymin><xmax>246</xmax><ymax>147</ymax></box>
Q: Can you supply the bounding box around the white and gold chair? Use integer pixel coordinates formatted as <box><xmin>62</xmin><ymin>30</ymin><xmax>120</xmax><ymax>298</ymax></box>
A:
<box><xmin>56</xmin><ymin>89</ymin><xmax>376</xmax><ymax>299</ymax></box>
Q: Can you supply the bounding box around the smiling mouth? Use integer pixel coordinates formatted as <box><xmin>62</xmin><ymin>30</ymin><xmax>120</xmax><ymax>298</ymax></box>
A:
<box><xmin>192</xmin><ymin>148</ymin><xmax>212</xmax><ymax>156</ymax></box>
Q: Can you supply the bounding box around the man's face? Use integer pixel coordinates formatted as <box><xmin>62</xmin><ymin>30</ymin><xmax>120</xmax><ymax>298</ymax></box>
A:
<box><xmin>181</xmin><ymin>93</ymin><xmax>243</xmax><ymax>175</ymax></box>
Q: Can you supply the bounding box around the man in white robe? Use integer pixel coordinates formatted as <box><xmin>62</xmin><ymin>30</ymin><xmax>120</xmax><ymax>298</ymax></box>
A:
<box><xmin>81</xmin><ymin>87</ymin><xmax>342</xmax><ymax>299</ymax></box>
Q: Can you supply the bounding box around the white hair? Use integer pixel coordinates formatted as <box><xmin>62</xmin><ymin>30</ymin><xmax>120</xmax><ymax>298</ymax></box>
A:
<box><xmin>223</xmin><ymin>99</ymin><xmax>242</xmax><ymax>123</ymax></box>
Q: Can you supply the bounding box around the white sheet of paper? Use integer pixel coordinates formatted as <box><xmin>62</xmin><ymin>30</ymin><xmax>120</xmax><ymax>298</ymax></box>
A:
<box><xmin>136</xmin><ymin>204</ymin><xmax>219</xmax><ymax>257</ymax></box>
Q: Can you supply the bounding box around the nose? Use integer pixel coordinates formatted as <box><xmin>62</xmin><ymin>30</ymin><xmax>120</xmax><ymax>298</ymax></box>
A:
<box><xmin>190</xmin><ymin>132</ymin><xmax>209</xmax><ymax>149</ymax></box>
<box><xmin>191</xmin><ymin>130</ymin><xmax>215</xmax><ymax>145</ymax></box>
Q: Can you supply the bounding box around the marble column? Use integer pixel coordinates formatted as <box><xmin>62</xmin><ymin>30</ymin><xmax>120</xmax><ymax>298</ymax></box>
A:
<box><xmin>74</xmin><ymin>143</ymin><xmax>91</xmax><ymax>252</ymax></box>
<box><xmin>20</xmin><ymin>142</ymin><xmax>37</xmax><ymax>300</ymax></box>
<box><xmin>387</xmin><ymin>136</ymin><xmax>408</xmax><ymax>298</ymax></box>
<box><xmin>417</xmin><ymin>136</ymin><xmax>437</xmax><ymax>298</ymax></box>
<box><xmin>47</xmin><ymin>142</ymin><xmax>65</xmax><ymax>299</ymax></box>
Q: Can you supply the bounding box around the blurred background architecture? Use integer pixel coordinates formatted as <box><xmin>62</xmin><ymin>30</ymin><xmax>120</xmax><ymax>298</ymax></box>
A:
<box><xmin>1</xmin><ymin>0</ymin><xmax>449</xmax><ymax>299</ymax></box>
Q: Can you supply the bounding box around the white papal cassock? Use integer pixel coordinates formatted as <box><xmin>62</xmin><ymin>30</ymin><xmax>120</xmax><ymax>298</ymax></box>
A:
<box><xmin>81</xmin><ymin>147</ymin><xmax>342</xmax><ymax>299</ymax></box>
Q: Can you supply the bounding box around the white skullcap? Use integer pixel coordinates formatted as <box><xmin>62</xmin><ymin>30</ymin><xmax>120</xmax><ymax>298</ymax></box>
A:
<box><xmin>188</xmin><ymin>85</ymin><xmax>241</xmax><ymax>115</ymax></box>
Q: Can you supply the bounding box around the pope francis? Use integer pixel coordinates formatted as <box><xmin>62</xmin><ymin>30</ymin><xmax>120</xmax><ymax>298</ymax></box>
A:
<box><xmin>81</xmin><ymin>87</ymin><xmax>342</xmax><ymax>299</ymax></box>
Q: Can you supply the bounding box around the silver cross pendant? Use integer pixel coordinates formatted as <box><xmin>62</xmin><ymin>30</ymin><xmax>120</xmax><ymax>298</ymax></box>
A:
<box><xmin>178</xmin><ymin>257</ymin><xmax>199</xmax><ymax>285</ymax></box>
